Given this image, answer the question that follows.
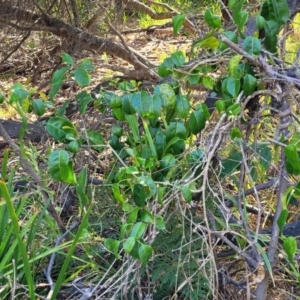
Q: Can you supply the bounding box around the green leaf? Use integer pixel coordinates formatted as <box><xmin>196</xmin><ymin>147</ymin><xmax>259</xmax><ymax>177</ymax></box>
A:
<box><xmin>112</xmin><ymin>183</ymin><xmax>126</xmax><ymax>203</ymax></box>
<box><xmin>189</xmin><ymin>110</ymin><xmax>206</xmax><ymax>134</ymax></box>
<box><xmin>132</xmin><ymin>91</ymin><xmax>151</xmax><ymax>117</ymax></box>
<box><xmin>285</xmin><ymin>145</ymin><xmax>300</xmax><ymax>174</ymax></box>
<box><xmin>86</xmin><ymin>130</ymin><xmax>105</xmax><ymax>151</ymax></box>
<box><xmin>78</xmin><ymin>58</ymin><xmax>95</xmax><ymax>71</ymax></box>
<box><xmin>124</xmin><ymin>237</ymin><xmax>136</xmax><ymax>253</ymax></box>
<box><xmin>196</xmin><ymin>36</ymin><xmax>219</xmax><ymax>50</ymax></box>
<box><xmin>0</xmin><ymin>90</ymin><xmax>4</xmax><ymax>103</ymax></box>
<box><xmin>277</xmin><ymin>209</ymin><xmax>288</xmax><ymax>234</ymax></box>
<box><xmin>111</xmin><ymin>125</ymin><xmax>123</xmax><ymax>137</ymax></box>
<box><xmin>172</xmin><ymin>14</ymin><xmax>185</xmax><ymax>36</ymax></box>
<box><xmin>261</xmin><ymin>0</ymin><xmax>289</xmax><ymax>26</ymax></box>
<box><xmin>48</xmin><ymin>150</ymin><xmax>76</xmax><ymax>184</ymax></box>
<box><xmin>104</xmin><ymin>238</ymin><xmax>121</xmax><ymax>258</ymax></box>
<box><xmin>73</xmin><ymin>67</ymin><xmax>91</xmax><ymax>86</ymax></box>
<box><xmin>128</xmin><ymin>207</ymin><xmax>140</xmax><ymax>223</ymax></box>
<box><xmin>243</xmin><ymin>37</ymin><xmax>261</xmax><ymax>56</ymax></box>
<box><xmin>33</xmin><ymin>99</ymin><xmax>45</xmax><ymax>116</ymax></box>
<box><xmin>61</xmin><ymin>52</ymin><xmax>74</xmax><ymax>65</ymax></box>
<box><xmin>158</xmin><ymin>63</ymin><xmax>172</xmax><ymax>77</ymax></box>
<box><xmin>155</xmin><ymin>131</ymin><xmax>166</xmax><ymax>159</ymax></box>
<box><xmin>122</xmin><ymin>94</ymin><xmax>136</xmax><ymax>115</ymax></box>
<box><xmin>226</xmin><ymin>103</ymin><xmax>241</xmax><ymax>116</ymax></box>
<box><xmin>113</xmin><ymin>107</ymin><xmax>126</xmax><ymax>121</ymax></box>
<box><xmin>175</xmin><ymin>95</ymin><xmax>189</xmax><ymax>119</ymax></box>
<box><xmin>204</xmin><ymin>9</ymin><xmax>221</xmax><ymax>29</ymax></box>
<box><xmin>140</xmin><ymin>210</ymin><xmax>154</xmax><ymax>223</ymax></box>
<box><xmin>133</xmin><ymin>184</ymin><xmax>147</xmax><ymax>207</ymax></box>
<box><xmin>138</xmin><ymin>243</ymin><xmax>153</xmax><ymax>265</ymax></box>
<box><xmin>228</xmin><ymin>55</ymin><xmax>243</xmax><ymax>78</ymax></box>
<box><xmin>156</xmin><ymin>215</ymin><xmax>166</xmax><ymax>230</ymax></box>
<box><xmin>230</xmin><ymin>127</ymin><xmax>243</xmax><ymax>139</ymax></box>
<box><xmin>49</xmin><ymin>66</ymin><xmax>69</xmax><ymax>101</ymax></box>
<box><xmin>226</xmin><ymin>77</ymin><xmax>240</xmax><ymax>97</ymax></box>
<box><xmin>228</xmin><ymin>0</ymin><xmax>238</xmax><ymax>9</ymax></box>
<box><xmin>256</xmin><ymin>16</ymin><xmax>266</xmax><ymax>30</ymax></box>
<box><xmin>154</xmin><ymin>84</ymin><xmax>176</xmax><ymax>109</ymax></box>
<box><xmin>130</xmin><ymin>222</ymin><xmax>146</xmax><ymax>239</ymax></box>
<box><xmin>283</xmin><ymin>236</ymin><xmax>297</xmax><ymax>265</ymax></box>
<box><xmin>215</xmin><ymin>100</ymin><xmax>225</xmax><ymax>112</ymax></box>
<box><xmin>219</xmin><ymin>31</ymin><xmax>238</xmax><ymax>51</ymax></box>
<box><xmin>263</xmin><ymin>20</ymin><xmax>280</xmax><ymax>53</ymax></box>
<box><xmin>181</xmin><ymin>186</ymin><xmax>192</xmax><ymax>203</ymax></box>
<box><xmin>202</xmin><ymin>76</ymin><xmax>214</xmax><ymax>89</ymax></box>
<box><xmin>243</xmin><ymin>74</ymin><xmax>257</xmax><ymax>96</ymax></box>
<box><xmin>68</xmin><ymin>141</ymin><xmax>79</xmax><ymax>154</ymax></box>
<box><xmin>171</xmin><ymin>51</ymin><xmax>185</xmax><ymax>67</ymax></box>
<box><xmin>139</xmin><ymin>175</ymin><xmax>156</xmax><ymax>196</ymax></box>
<box><xmin>46</xmin><ymin>117</ymin><xmax>77</xmax><ymax>141</ymax></box>
<box><xmin>148</xmin><ymin>94</ymin><xmax>162</xmax><ymax>118</ymax></box>
<box><xmin>160</xmin><ymin>154</ymin><xmax>176</xmax><ymax>169</ymax></box>
<box><xmin>75</xmin><ymin>91</ymin><xmax>94</xmax><ymax>114</ymax></box>
<box><xmin>166</xmin><ymin>121</ymin><xmax>187</xmax><ymax>142</ymax></box>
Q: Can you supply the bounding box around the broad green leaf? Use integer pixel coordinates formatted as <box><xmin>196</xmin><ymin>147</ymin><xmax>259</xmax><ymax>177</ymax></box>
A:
<box><xmin>68</xmin><ymin>141</ymin><xmax>79</xmax><ymax>154</ymax></box>
<box><xmin>256</xmin><ymin>16</ymin><xmax>266</xmax><ymax>30</ymax></box>
<box><xmin>226</xmin><ymin>103</ymin><xmax>241</xmax><ymax>116</ymax></box>
<box><xmin>9</xmin><ymin>84</ymin><xmax>30</xmax><ymax>111</ymax></box>
<box><xmin>263</xmin><ymin>20</ymin><xmax>280</xmax><ymax>53</ymax></box>
<box><xmin>243</xmin><ymin>37</ymin><xmax>261</xmax><ymax>56</ymax></box>
<box><xmin>160</xmin><ymin>154</ymin><xmax>176</xmax><ymax>169</ymax></box>
<box><xmin>139</xmin><ymin>175</ymin><xmax>156</xmax><ymax>196</ymax></box>
<box><xmin>48</xmin><ymin>150</ymin><xmax>76</xmax><ymax>184</ymax></box>
<box><xmin>133</xmin><ymin>184</ymin><xmax>147</xmax><ymax>207</ymax></box>
<box><xmin>243</xmin><ymin>74</ymin><xmax>257</xmax><ymax>96</ymax></box>
<box><xmin>33</xmin><ymin>99</ymin><xmax>45</xmax><ymax>116</ymax></box>
<box><xmin>172</xmin><ymin>14</ymin><xmax>185</xmax><ymax>36</ymax></box>
<box><xmin>46</xmin><ymin>117</ymin><xmax>77</xmax><ymax>141</ymax></box>
<box><xmin>283</xmin><ymin>236</ymin><xmax>297</xmax><ymax>265</ymax></box>
<box><xmin>228</xmin><ymin>55</ymin><xmax>243</xmax><ymax>78</ymax></box>
<box><xmin>189</xmin><ymin>110</ymin><xmax>206</xmax><ymax>134</ymax></box>
<box><xmin>148</xmin><ymin>94</ymin><xmax>162</xmax><ymax>118</ymax></box>
<box><xmin>130</xmin><ymin>222</ymin><xmax>146</xmax><ymax>239</ymax></box>
<box><xmin>140</xmin><ymin>210</ymin><xmax>154</xmax><ymax>223</ymax></box>
<box><xmin>122</xmin><ymin>94</ymin><xmax>136</xmax><ymax>115</ymax></box>
<box><xmin>215</xmin><ymin>100</ymin><xmax>225</xmax><ymax>112</ymax></box>
<box><xmin>228</xmin><ymin>0</ymin><xmax>238</xmax><ymax>9</ymax></box>
<box><xmin>219</xmin><ymin>31</ymin><xmax>238</xmax><ymax>50</ymax></box>
<box><xmin>166</xmin><ymin>121</ymin><xmax>187</xmax><ymax>141</ymax></box>
<box><xmin>226</xmin><ymin>77</ymin><xmax>240</xmax><ymax>97</ymax></box>
<box><xmin>138</xmin><ymin>243</ymin><xmax>153</xmax><ymax>265</ymax></box>
<box><xmin>75</xmin><ymin>91</ymin><xmax>94</xmax><ymax>114</ymax></box>
<box><xmin>124</xmin><ymin>237</ymin><xmax>136</xmax><ymax>253</ymax></box>
<box><xmin>128</xmin><ymin>207</ymin><xmax>139</xmax><ymax>223</ymax></box>
<box><xmin>154</xmin><ymin>84</ymin><xmax>176</xmax><ymax>109</ymax></box>
<box><xmin>0</xmin><ymin>90</ymin><xmax>4</xmax><ymax>103</ymax></box>
<box><xmin>156</xmin><ymin>216</ymin><xmax>166</xmax><ymax>230</ymax></box>
<box><xmin>155</xmin><ymin>131</ymin><xmax>166</xmax><ymax>159</ymax></box>
<box><xmin>261</xmin><ymin>0</ymin><xmax>289</xmax><ymax>25</ymax></box>
<box><xmin>230</xmin><ymin>127</ymin><xmax>243</xmax><ymax>139</ymax></box>
<box><xmin>181</xmin><ymin>186</ymin><xmax>192</xmax><ymax>203</ymax></box>
<box><xmin>202</xmin><ymin>76</ymin><xmax>214</xmax><ymax>89</ymax></box>
<box><xmin>86</xmin><ymin>130</ymin><xmax>105</xmax><ymax>151</ymax></box>
<box><xmin>104</xmin><ymin>238</ymin><xmax>121</xmax><ymax>258</ymax></box>
<box><xmin>111</xmin><ymin>125</ymin><xmax>123</xmax><ymax>137</ymax></box>
<box><xmin>277</xmin><ymin>209</ymin><xmax>288</xmax><ymax>234</ymax></box>
<box><xmin>109</xmin><ymin>94</ymin><xmax>122</xmax><ymax>109</ymax></box>
<box><xmin>197</xmin><ymin>36</ymin><xmax>219</xmax><ymax>50</ymax></box>
<box><xmin>73</xmin><ymin>67</ymin><xmax>91</xmax><ymax>86</ymax></box>
<box><xmin>171</xmin><ymin>51</ymin><xmax>185</xmax><ymax>67</ymax></box>
<box><xmin>78</xmin><ymin>58</ymin><xmax>95</xmax><ymax>71</ymax></box>
<box><xmin>113</xmin><ymin>107</ymin><xmax>126</xmax><ymax>121</ymax></box>
<box><xmin>236</xmin><ymin>10</ymin><xmax>249</xmax><ymax>33</ymax></box>
<box><xmin>221</xmin><ymin>151</ymin><xmax>242</xmax><ymax>177</ymax></box>
<box><xmin>112</xmin><ymin>183</ymin><xmax>126</xmax><ymax>203</ymax></box>
<box><xmin>158</xmin><ymin>63</ymin><xmax>172</xmax><ymax>77</ymax></box>
<box><xmin>132</xmin><ymin>91</ymin><xmax>150</xmax><ymax>117</ymax></box>
<box><xmin>204</xmin><ymin>9</ymin><xmax>221</xmax><ymax>29</ymax></box>
<box><xmin>49</xmin><ymin>66</ymin><xmax>69</xmax><ymax>101</ymax></box>
<box><xmin>175</xmin><ymin>95</ymin><xmax>189</xmax><ymax>118</ymax></box>
<box><xmin>61</xmin><ymin>52</ymin><xmax>74</xmax><ymax>65</ymax></box>
<box><xmin>289</xmin><ymin>133</ymin><xmax>300</xmax><ymax>149</ymax></box>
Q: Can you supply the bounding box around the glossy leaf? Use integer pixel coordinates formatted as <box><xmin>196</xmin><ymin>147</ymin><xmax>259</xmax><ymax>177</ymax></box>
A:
<box><xmin>104</xmin><ymin>238</ymin><xmax>121</xmax><ymax>258</ymax></box>
<box><xmin>124</xmin><ymin>237</ymin><xmax>136</xmax><ymax>253</ymax></box>
<box><xmin>138</xmin><ymin>243</ymin><xmax>153</xmax><ymax>265</ymax></box>
<box><xmin>154</xmin><ymin>84</ymin><xmax>176</xmax><ymax>109</ymax></box>
<box><xmin>166</xmin><ymin>121</ymin><xmax>187</xmax><ymax>142</ymax></box>
<box><xmin>228</xmin><ymin>55</ymin><xmax>243</xmax><ymax>78</ymax></box>
<box><xmin>204</xmin><ymin>9</ymin><xmax>221</xmax><ymax>29</ymax></box>
<box><xmin>277</xmin><ymin>209</ymin><xmax>288</xmax><ymax>234</ymax></box>
<box><xmin>46</xmin><ymin>117</ymin><xmax>77</xmax><ymax>141</ymax></box>
<box><xmin>189</xmin><ymin>110</ymin><xmax>206</xmax><ymax>134</ymax></box>
<box><xmin>140</xmin><ymin>210</ymin><xmax>154</xmax><ymax>223</ymax></box>
<box><xmin>122</xmin><ymin>94</ymin><xmax>136</xmax><ymax>115</ymax></box>
<box><xmin>48</xmin><ymin>150</ymin><xmax>76</xmax><ymax>184</ymax></box>
<box><xmin>49</xmin><ymin>66</ymin><xmax>69</xmax><ymax>101</ymax></box>
<box><xmin>170</xmin><ymin>51</ymin><xmax>185</xmax><ymax>67</ymax></box>
<box><xmin>112</xmin><ymin>183</ymin><xmax>126</xmax><ymax>203</ymax></box>
<box><xmin>132</xmin><ymin>91</ymin><xmax>150</xmax><ymax>117</ymax></box>
<box><xmin>243</xmin><ymin>37</ymin><xmax>261</xmax><ymax>56</ymax></box>
<box><xmin>73</xmin><ymin>67</ymin><xmax>91</xmax><ymax>86</ymax></box>
<box><xmin>264</xmin><ymin>20</ymin><xmax>280</xmax><ymax>53</ymax></box>
<box><xmin>33</xmin><ymin>99</ymin><xmax>45</xmax><ymax>116</ymax></box>
<box><xmin>230</xmin><ymin>127</ymin><xmax>243</xmax><ymax>139</ymax></box>
<box><xmin>172</xmin><ymin>14</ymin><xmax>185</xmax><ymax>36</ymax></box>
<box><xmin>133</xmin><ymin>184</ymin><xmax>147</xmax><ymax>207</ymax></box>
<box><xmin>0</xmin><ymin>90</ymin><xmax>4</xmax><ymax>103</ymax></box>
<box><xmin>226</xmin><ymin>77</ymin><xmax>240</xmax><ymax>97</ymax></box>
<box><xmin>86</xmin><ymin>130</ymin><xmax>105</xmax><ymax>151</ymax></box>
<box><xmin>243</xmin><ymin>74</ymin><xmax>257</xmax><ymax>96</ymax></box>
<box><xmin>283</xmin><ymin>236</ymin><xmax>297</xmax><ymax>265</ymax></box>
<box><xmin>256</xmin><ymin>16</ymin><xmax>266</xmax><ymax>30</ymax></box>
<box><xmin>175</xmin><ymin>95</ymin><xmax>189</xmax><ymax>118</ymax></box>
<box><xmin>61</xmin><ymin>52</ymin><xmax>74</xmax><ymax>65</ymax></box>
<box><xmin>226</xmin><ymin>103</ymin><xmax>241</xmax><ymax>116</ymax></box>
<box><xmin>68</xmin><ymin>141</ymin><xmax>79</xmax><ymax>154</ymax></box>
<box><xmin>130</xmin><ymin>222</ymin><xmax>146</xmax><ymax>239</ymax></box>
<box><xmin>78</xmin><ymin>58</ymin><xmax>95</xmax><ymax>71</ymax></box>
<box><xmin>110</xmin><ymin>94</ymin><xmax>122</xmax><ymax>109</ymax></box>
<box><xmin>155</xmin><ymin>131</ymin><xmax>166</xmax><ymax>159</ymax></box>
<box><xmin>261</xmin><ymin>0</ymin><xmax>289</xmax><ymax>26</ymax></box>
<box><xmin>202</xmin><ymin>76</ymin><xmax>214</xmax><ymax>89</ymax></box>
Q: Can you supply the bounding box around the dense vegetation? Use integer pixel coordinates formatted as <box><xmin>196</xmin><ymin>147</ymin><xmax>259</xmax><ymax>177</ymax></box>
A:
<box><xmin>1</xmin><ymin>0</ymin><xmax>300</xmax><ymax>299</ymax></box>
